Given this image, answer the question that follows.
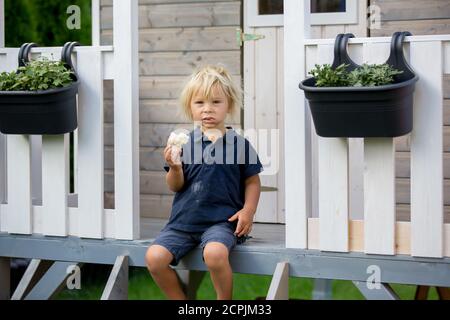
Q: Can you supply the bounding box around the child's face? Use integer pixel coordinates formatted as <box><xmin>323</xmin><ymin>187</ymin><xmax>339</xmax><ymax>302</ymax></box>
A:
<box><xmin>190</xmin><ymin>84</ymin><xmax>230</xmax><ymax>131</ymax></box>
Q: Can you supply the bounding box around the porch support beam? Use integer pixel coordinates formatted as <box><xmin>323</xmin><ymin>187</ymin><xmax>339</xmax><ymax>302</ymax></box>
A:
<box><xmin>11</xmin><ymin>259</ymin><xmax>53</xmax><ymax>300</ymax></box>
<box><xmin>101</xmin><ymin>255</ymin><xmax>129</xmax><ymax>300</ymax></box>
<box><xmin>266</xmin><ymin>261</ymin><xmax>289</xmax><ymax>300</ymax></box>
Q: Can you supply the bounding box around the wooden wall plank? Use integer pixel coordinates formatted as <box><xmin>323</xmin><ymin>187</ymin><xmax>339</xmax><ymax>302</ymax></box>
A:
<box><xmin>101</xmin><ymin>27</ymin><xmax>239</xmax><ymax>51</ymax></box>
<box><xmin>371</xmin><ymin>0</ymin><xmax>450</xmax><ymax>21</ymax></box>
<box><xmin>139</xmin><ymin>51</ymin><xmax>240</xmax><ymax>76</ymax></box>
<box><xmin>410</xmin><ymin>41</ymin><xmax>444</xmax><ymax>258</ymax></box>
<box><xmin>371</xmin><ymin>19</ymin><xmax>450</xmax><ymax>37</ymax></box>
<box><xmin>101</xmin><ymin>2</ymin><xmax>240</xmax><ymax>29</ymax></box>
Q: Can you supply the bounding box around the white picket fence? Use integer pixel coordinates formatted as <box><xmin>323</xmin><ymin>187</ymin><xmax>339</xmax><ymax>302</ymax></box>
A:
<box><xmin>0</xmin><ymin>0</ymin><xmax>139</xmax><ymax>240</ymax></box>
<box><xmin>303</xmin><ymin>35</ymin><xmax>450</xmax><ymax>258</ymax></box>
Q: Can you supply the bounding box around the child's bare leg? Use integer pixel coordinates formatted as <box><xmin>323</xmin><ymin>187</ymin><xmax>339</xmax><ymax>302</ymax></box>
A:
<box><xmin>145</xmin><ymin>245</ymin><xmax>187</xmax><ymax>300</ymax></box>
<box><xmin>203</xmin><ymin>242</ymin><xmax>233</xmax><ymax>300</ymax></box>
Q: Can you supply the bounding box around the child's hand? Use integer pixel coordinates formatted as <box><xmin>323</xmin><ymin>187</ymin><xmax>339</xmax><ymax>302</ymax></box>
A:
<box><xmin>164</xmin><ymin>144</ymin><xmax>182</xmax><ymax>169</ymax></box>
<box><xmin>228</xmin><ymin>208</ymin><xmax>255</xmax><ymax>237</ymax></box>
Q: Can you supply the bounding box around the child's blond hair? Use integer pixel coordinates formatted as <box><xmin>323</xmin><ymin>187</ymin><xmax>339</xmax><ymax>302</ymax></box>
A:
<box><xmin>179</xmin><ymin>65</ymin><xmax>243</xmax><ymax>123</ymax></box>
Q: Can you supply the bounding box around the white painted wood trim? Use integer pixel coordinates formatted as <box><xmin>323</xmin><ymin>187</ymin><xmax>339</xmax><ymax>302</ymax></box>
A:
<box><xmin>246</xmin><ymin>0</ymin><xmax>283</xmax><ymax>27</ymax></box>
<box><xmin>363</xmin><ymin>139</ymin><xmax>396</xmax><ymax>255</ymax></box>
<box><xmin>113</xmin><ymin>0</ymin><xmax>140</xmax><ymax>240</ymax></box>
<box><xmin>91</xmin><ymin>0</ymin><xmax>101</xmax><ymax>46</ymax></box>
<box><xmin>284</xmin><ymin>0</ymin><xmax>310</xmax><ymax>249</ymax></box>
<box><xmin>42</xmin><ymin>135</ymin><xmax>69</xmax><ymax>236</ymax></box>
<box><xmin>76</xmin><ymin>48</ymin><xmax>104</xmax><ymax>239</ymax></box>
<box><xmin>410</xmin><ymin>41</ymin><xmax>444</xmax><ymax>258</ymax></box>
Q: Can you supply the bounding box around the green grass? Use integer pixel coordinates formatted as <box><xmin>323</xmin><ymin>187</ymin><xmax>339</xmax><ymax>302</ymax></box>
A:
<box><xmin>55</xmin><ymin>267</ymin><xmax>439</xmax><ymax>300</ymax></box>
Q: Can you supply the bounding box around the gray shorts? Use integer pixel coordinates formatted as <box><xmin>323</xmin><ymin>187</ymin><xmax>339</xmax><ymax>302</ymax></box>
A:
<box><xmin>150</xmin><ymin>222</ymin><xmax>249</xmax><ymax>266</ymax></box>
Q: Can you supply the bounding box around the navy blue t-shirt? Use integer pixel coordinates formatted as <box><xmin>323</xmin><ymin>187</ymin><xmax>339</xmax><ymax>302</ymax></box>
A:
<box><xmin>163</xmin><ymin>126</ymin><xmax>264</xmax><ymax>232</ymax></box>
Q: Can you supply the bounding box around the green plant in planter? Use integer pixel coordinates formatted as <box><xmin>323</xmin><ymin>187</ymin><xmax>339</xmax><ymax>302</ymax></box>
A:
<box><xmin>348</xmin><ymin>63</ymin><xmax>403</xmax><ymax>87</ymax></box>
<box><xmin>0</xmin><ymin>57</ymin><xmax>74</xmax><ymax>91</ymax></box>
<box><xmin>309</xmin><ymin>63</ymin><xmax>351</xmax><ymax>87</ymax></box>
<box><xmin>309</xmin><ymin>63</ymin><xmax>403</xmax><ymax>87</ymax></box>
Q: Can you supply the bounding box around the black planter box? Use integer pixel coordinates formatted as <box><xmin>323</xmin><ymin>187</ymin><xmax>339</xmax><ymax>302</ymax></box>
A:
<box><xmin>299</xmin><ymin>32</ymin><xmax>419</xmax><ymax>138</ymax></box>
<box><xmin>0</xmin><ymin>42</ymin><xmax>80</xmax><ymax>135</ymax></box>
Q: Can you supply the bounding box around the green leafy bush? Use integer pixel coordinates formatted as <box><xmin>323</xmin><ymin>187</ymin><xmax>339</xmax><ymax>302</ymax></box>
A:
<box><xmin>348</xmin><ymin>63</ymin><xmax>404</xmax><ymax>87</ymax></box>
<box><xmin>0</xmin><ymin>57</ymin><xmax>74</xmax><ymax>91</ymax></box>
<box><xmin>309</xmin><ymin>63</ymin><xmax>350</xmax><ymax>87</ymax></box>
<box><xmin>309</xmin><ymin>63</ymin><xmax>403</xmax><ymax>87</ymax></box>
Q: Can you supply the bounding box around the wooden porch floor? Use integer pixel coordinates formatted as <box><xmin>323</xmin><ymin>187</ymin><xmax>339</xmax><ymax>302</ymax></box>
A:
<box><xmin>140</xmin><ymin>218</ymin><xmax>286</xmax><ymax>249</ymax></box>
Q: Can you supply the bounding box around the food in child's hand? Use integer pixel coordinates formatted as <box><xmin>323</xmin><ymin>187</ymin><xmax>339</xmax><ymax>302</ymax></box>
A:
<box><xmin>167</xmin><ymin>132</ymin><xmax>189</xmax><ymax>165</ymax></box>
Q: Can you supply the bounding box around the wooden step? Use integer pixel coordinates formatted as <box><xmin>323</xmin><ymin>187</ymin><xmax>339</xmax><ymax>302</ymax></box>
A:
<box><xmin>397</xmin><ymin>177</ymin><xmax>450</xmax><ymax>205</ymax></box>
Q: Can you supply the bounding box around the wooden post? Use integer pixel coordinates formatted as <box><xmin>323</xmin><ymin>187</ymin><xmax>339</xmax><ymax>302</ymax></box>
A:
<box><xmin>113</xmin><ymin>0</ymin><xmax>140</xmax><ymax>240</ymax></box>
<box><xmin>283</xmin><ymin>0</ymin><xmax>311</xmax><ymax>249</ymax></box>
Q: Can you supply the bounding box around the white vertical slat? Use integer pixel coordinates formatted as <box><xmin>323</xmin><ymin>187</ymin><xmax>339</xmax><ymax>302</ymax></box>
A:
<box><xmin>76</xmin><ymin>48</ymin><xmax>104</xmax><ymax>239</ymax></box>
<box><xmin>316</xmin><ymin>44</ymin><xmax>349</xmax><ymax>253</ymax></box>
<box><xmin>318</xmin><ymin>137</ymin><xmax>349</xmax><ymax>252</ymax></box>
<box><xmin>91</xmin><ymin>0</ymin><xmax>101</xmax><ymax>46</ymax></box>
<box><xmin>41</xmin><ymin>135</ymin><xmax>69</xmax><ymax>236</ymax></box>
<box><xmin>362</xmin><ymin>42</ymin><xmax>396</xmax><ymax>255</ymax></box>
<box><xmin>410</xmin><ymin>41</ymin><xmax>444</xmax><ymax>258</ymax></box>
<box><xmin>283</xmin><ymin>0</ymin><xmax>311</xmax><ymax>248</ymax></box>
<box><xmin>113</xmin><ymin>0</ymin><xmax>140</xmax><ymax>240</ymax></box>
<box><xmin>364</xmin><ymin>139</ymin><xmax>395</xmax><ymax>254</ymax></box>
<box><xmin>305</xmin><ymin>45</ymin><xmax>318</xmax><ymax>220</ymax></box>
<box><xmin>6</xmin><ymin>135</ymin><xmax>32</xmax><ymax>234</ymax></box>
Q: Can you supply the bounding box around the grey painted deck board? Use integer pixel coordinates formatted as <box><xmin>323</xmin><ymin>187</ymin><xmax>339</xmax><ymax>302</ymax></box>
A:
<box><xmin>1</xmin><ymin>218</ymin><xmax>450</xmax><ymax>287</ymax></box>
<box><xmin>140</xmin><ymin>218</ymin><xmax>286</xmax><ymax>248</ymax></box>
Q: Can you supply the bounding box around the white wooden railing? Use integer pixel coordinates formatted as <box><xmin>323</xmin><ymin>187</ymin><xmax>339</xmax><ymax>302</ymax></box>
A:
<box><xmin>302</xmin><ymin>35</ymin><xmax>450</xmax><ymax>259</ymax></box>
<box><xmin>0</xmin><ymin>0</ymin><xmax>139</xmax><ymax>240</ymax></box>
